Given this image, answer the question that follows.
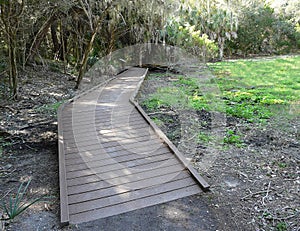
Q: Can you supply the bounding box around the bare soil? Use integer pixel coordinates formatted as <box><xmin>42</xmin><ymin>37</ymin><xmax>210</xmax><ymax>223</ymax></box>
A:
<box><xmin>0</xmin><ymin>66</ymin><xmax>76</xmax><ymax>230</ymax></box>
<box><xmin>0</xmin><ymin>66</ymin><xmax>299</xmax><ymax>231</ymax></box>
<box><xmin>136</xmin><ymin>69</ymin><xmax>300</xmax><ymax>231</ymax></box>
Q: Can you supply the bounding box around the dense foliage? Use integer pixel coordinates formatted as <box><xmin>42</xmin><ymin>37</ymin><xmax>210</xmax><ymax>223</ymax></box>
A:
<box><xmin>0</xmin><ymin>0</ymin><xmax>299</xmax><ymax>98</ymax></box>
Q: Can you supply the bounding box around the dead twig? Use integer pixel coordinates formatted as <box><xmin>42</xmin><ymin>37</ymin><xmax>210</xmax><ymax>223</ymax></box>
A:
<box><xmin>241</xmin><ymin>189</ymin><xmax>272</xmax><ymax>201</ymax></box>
<box><xmin>262</xmin><ymin>182</ymin><xmax>271</xmax><ymax>205</ymax></box>
<box><xmin>265</xmin><ymin>211</ymin><xmax>299</xmax><ymax>221</ymax></box>
<box><xmin>0</xmin><ymin>105</ymin><xmax>14</xmax><ymax>113</ymax></box>
<box><xmin>24</xmin><ymin>144</ymin><xmax>36</xmax><ymax>151</ymax></box>
<box><xmin>0</xmin><ymin>189</ymin><xmax>13</xmax><ymax>201</ymax></box>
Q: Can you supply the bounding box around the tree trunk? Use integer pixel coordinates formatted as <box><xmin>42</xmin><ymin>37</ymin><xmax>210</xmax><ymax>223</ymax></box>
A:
<box><xmin>75</xmin><ymin>28</ymin><xmax>99</xmax><ymax>89</ymax></box>
<box><xmin>0</xmin><ymin>1</ymin><xmax>22</xmax><ymax>99</ymax></box>
<box><xmin>75</xmin><ymin>18</ymin><xmax>103</xmax><ymax>89</ymax></box>
<box><xmin>8</xmin><ymin>32</ymin><xmax>18</xmax><ymax>99</ymax></box>
<box><xmin>26</xmin><ymin>13</ymin><xmax>57</xmax><ymax>63</ymax></box>
<box><xmin>51</xmin><ymin>21</ymin><xmax>60</xmax><ymax>58</ymax></box>
<box><xmin>218</xmin><ymin>37</ymin><xmax>225</xmax><ymax>61</ymax></box>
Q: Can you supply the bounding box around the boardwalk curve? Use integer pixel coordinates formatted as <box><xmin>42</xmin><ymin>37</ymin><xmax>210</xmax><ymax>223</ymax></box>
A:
<box><xmin>58</xmin><ymin>67</ymin><xmax>209</xmax><ymax>225</ymax></box>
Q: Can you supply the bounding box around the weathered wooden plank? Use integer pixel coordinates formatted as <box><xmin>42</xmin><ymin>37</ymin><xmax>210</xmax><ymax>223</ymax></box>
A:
<box><xmin>64</xmin><ymin>141</ymin><xmax>168</xmax><ymax>158</ymax></box>
<box><xmin>69</xmin><ymin>185</ymin><xmax>201</xmax><ymax>224</ymax></box>
<box><xmin>64</xmin><ymin>137</ymin><xmax>164</xmax><ymax>155</ymax></box>
<box><xmin>66</xmin><ymin>154</ymin><xmax>171</xmax><ymax>174</ymax></box>
<box><xmin>67</xmin><ymin>170</ymin><xmax>189</xmax><ymax>195</ymax></box>
<box><xmin>63</xmin><ymin>124</ymin><xmax>154</xmax><ymax>141</ymax></box>
<box><xmin>67</xmin><ymin>161</ymin><xmax>181</xmax><ymax>181</ymax></box>
<box><xmin>66</xmin><ymin>150</ymin><xmax>171</xmax><ymax>172</ymax></box>
<box><xmin>67</xmin><ymin>162</ymin><xmax>183</xmax><ymax>187</ymax></box>
<box><xmin>63</xmin><ymin>105</ymin><xmax>140</xmax><ymax>117</ymax></box>
<box><xmin>62</xmin><ymin>111</ymin><xmax>142</xmax><ymax>123</ymax></box>
<box><xmin>58</xmin><ymin>67</ymin><xmax>206</xmax><ymax>225</ymax></box>
<box><xmin>62</xmin><ymin>117</ymin><xmax>146</xmax><ymax>132</ymax></box>
<box><xmin>68</xmin><ymin>170</ymin><xmax>189</xmax><ymax>205</ymax></box>
<box><xmin>57</xmin><ymin>103</ymin><xmax>70</xmax><ymax>226</ymax></box>
<box><xmin>63</xmin><ymin>131</ymin><xmax>154</xmax><ymax>147</ymax></box>
<box><xmin>69</xmin><ymin>177</ymin><xmax>197</xmax><ymax>214</ymax></box>
<box><xmin>65</xmin><ymin>145</ymin><xmax>171</xmax><ymax>164</ymax></box>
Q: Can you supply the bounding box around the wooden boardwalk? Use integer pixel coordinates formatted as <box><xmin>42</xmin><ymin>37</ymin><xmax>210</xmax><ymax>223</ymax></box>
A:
<box><xmin>58</xmin><ymin>67</ymin><xmax>209</xmax><ymax>225</ymax></box>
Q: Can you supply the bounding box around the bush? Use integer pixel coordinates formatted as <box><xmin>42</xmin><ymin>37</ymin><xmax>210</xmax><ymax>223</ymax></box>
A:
<box><xmin>165</xmin><ymin>19</ymin><xmax>218</xmax><ymax>61</ymax></box>
<box><xmin>228</xmin><ymin>4</ymin><xmax>299</xmax><ymax>56</ymax></box>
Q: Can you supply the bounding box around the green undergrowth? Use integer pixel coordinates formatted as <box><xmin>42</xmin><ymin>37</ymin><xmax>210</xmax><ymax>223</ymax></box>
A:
<box><xmin>197</xmin><ymin>131</ymin><xmax>213</xmax><ymax>143</ymax></box>
<box><xmin>34</xmin><ymin>101</ymin><xmax>65</xmax><ymax>115</ymax></box>
<box><xmin>208</xmin><ymin>55</ymin><xmax>300</xmax><ymax>122</ymax></box>
<box><xmin>141</xmin><ymin>56</ymin><xmax>299</xmax><ymax>149</ymax></box>
<box><xmin>0</xmin><ymin>137</ymin><xmax>11</xmax><ymax>157</ymax></box>
<box><xmin>223</xmin><ymin>129</ymin><xmax>244</xmax><ymax>147</ymax></box>
<box><xmin>142</xmin><ymin>74</ymin><xmax>211</xmax><ymax>111</ymax></box>
<box><xmin>142</xmin><ymin>56</ymin><xmax>300</xmax><ymax>124</ymax></box>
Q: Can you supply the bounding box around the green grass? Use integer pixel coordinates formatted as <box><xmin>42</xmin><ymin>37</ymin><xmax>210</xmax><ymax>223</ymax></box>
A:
<box><xmin>144</xmin><ymin>56</ymin><xmax>300</xmax><ymax>122</ymax></box>
<box><xmin>141</xmin><ymin>56</ymin><xmax>300</xmax><ymax>148</ymax></box>
<box><xmin>208</xmin><ymin>56</ymin><xmax>300</xmax><ymax>122</ymax></box>
<box><xmin>142</xmin><ymin>73</ymin><xmax>210</xmax><ymax>111</ymax></box>
<box><xmin>276</xmin><ymin>221</ymin><xmax>287</xmax><ymax>231</ymax></box>
<box><xmin>151</xmin><ymin>117</ymin><xmax>164</xmax><ymax>126</ymax></box>
<box><xmin>141</xmin><ymin>86</ymin><xmax>188</xmax><ymax>111</ymax></box>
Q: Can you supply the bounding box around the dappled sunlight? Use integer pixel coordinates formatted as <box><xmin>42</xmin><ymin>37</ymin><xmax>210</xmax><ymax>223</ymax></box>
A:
<box><xmin>48</xmin><ymin>92</ymin><xmax>64</xmax><ymax>98</ymax></box>
<box><xmin>94</xmin><ymin>102</ymin><xmax>120</xmax><ymax>107</ymax></box>
<box><xmin>1</xmin><ymin>0</ymin><xmax>298</xmax><ymax>227</ymax></box>
<box><xmin>40</xmin><ymin>131</ymin><xmax>56</xmax><ymax>139</ymax></box>
<box><xmin>75</xmin><ymin>101</ymin><xmax>97</xmax><ymax>105</ymax></box>
<box><xmin>164</xmin><ymin>205</ymin><xmax>188</xmax><ymax>220</ymax></box>
<box><xmin>80</xmin><ymin>150</ymin><xmax>94</xmax><ymax>158</ymax></box>
<box><xmin>99</xmin><ymin>130</ymin><xmax>144</xmax><ymax>141</ymax></box>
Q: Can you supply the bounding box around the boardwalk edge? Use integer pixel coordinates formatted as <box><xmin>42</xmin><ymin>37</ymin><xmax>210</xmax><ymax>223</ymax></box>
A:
<box><xmin>129</xmin><ymin>68</ymin><xmax>210</xmax><ymax>191</ymax></box>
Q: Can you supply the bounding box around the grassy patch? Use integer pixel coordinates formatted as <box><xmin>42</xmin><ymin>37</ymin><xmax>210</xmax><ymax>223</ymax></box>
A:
<box><xmin>1</xmin><ymin>180</ymin><xmax>45</xmax><ymax>221</ymax></box>
<box><xmin>141</xmin><ymin>86</ymin><xmax>187</xmax><ymax>111</ymax></box>
<box><xmin>143</xmin><ymin>56</ymin><xmax>300</xmax><ymax>123</ymax></box>
<box><xmin>141</xmin><ymin>56</ymin><xmax>299</xmax><ymax>148</ymax></box>
<box><xmin>142</xmin><ymin>74</ymin><xmax>211</xmax><ymax>112</ymax></box>
<box><xmin>208</xmin><ymin>56</ymin><xmax>300</xmax><ymax>122</ymax></box>
<box><xmin>276</xmin><ymin>221</ymin><xmax>287</xmax><ymax>231</ymax></box>
<box><xmin>151</xmin><ymin>117</ymin><xmax>164</xmax><ymax>126</ymax></box>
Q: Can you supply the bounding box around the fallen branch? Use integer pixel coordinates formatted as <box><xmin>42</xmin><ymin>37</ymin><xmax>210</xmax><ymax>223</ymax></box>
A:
<box><xmin>19</xmin><ymin>119</ymin><xmax>55</xmax><ymax>130</ymax></box>
<box><xmin>241</xmin><ymin>190</ymin><xmax>272</xmax><ymax>201</ymax></box>
<box><xmin>265</xmin><ymin>211</ymin><xmax>299</xmax><ymax>221</ymax></box>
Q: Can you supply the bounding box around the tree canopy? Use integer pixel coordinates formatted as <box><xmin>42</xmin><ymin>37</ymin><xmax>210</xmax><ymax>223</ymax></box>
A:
<box><xmin>0</xmin><ymin>0</ymin><xmax>299</xmax><ymax>98</ymax></box>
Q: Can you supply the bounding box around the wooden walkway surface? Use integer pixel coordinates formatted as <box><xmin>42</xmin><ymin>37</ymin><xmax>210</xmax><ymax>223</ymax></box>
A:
<box><xmin>58</xmin><ymin>67</ymin><xmax>209</xmax><ymax>225</ymax></box>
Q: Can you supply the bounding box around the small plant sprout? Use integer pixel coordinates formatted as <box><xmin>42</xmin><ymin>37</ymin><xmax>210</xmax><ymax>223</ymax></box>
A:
<box><xmin>1</xmin><ymin>179</ymin><xmax>44</xmax><ymax>221</ymax></box>
<box><xmin>197</xmin><ymin>131</ymin><xmax>212</xmax><ymax>143</ymax></box>
<box><xmin>223</xmin><ymin>129</ymin><xmax>244</xmax><ymax>147</ymax></box>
